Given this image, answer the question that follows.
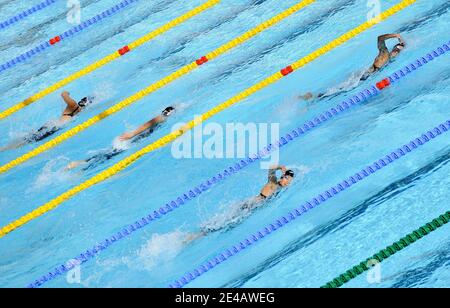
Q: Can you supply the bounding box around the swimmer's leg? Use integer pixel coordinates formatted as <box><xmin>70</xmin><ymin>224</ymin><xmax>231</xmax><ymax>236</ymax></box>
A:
<box><xmin>0</xmin><ymin>140</ymin><xmax>27</xmax><ymax>152</ymax></box>
<box><xmin>68</xmin><ymin>149</ymin><xmax>119</xmax><ymax>172</ymax></box>
<box><xmin>298</xmin><ymin>92</ymin><xmax>328</xmax><ymax>103</ymax></box>
<box><xmin>298</xmin><ymin>92</ymin><xmax>314</xmax><ymax>100</ymax></box>
<box><xmin>183</xmin><ymin>231</ymin><xmax>207</xmax><ymax>245</ymax></box>
<box><xmin>65</xmin><ymin>160</ymin><xmax>86</xmax><ymax>171</ymax></box>
<box><xmin>79</xmin><ymin>150</ymin><xmax>124</xmax><ymax>171</ymax></box>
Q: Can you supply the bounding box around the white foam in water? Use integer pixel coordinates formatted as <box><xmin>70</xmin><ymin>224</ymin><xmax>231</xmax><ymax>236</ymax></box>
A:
<box><xmin>272</xmin><ymin>94</ymin><xmax>301</xmax><ymax>120</ymax></box>
<box><xmin>137</xmin><ymin>230</ymin><xmax>190</xmax><ymax>270</ymax></box>
<box><xmin>112</xmin><ymin>137</ymin><xmax>131</xmax><ymax>151</ymax></box>
<box><xmin>323</xmin><ymin>69</ymin><xmax>366</xmax><ymax>97</ymax></box>
<box><xmin>7</xmin><ymin>129</ymin><xmax>28</xmax><ymax>141</ymax></box>
<box><xmin>289</xmin><ymin>164</ymin><xmax>311</xmax><ymax>178</ymax></box>
<box><xmin>87</xmin><ymin>82</ymin><xmax>117</xmax><ymax>112</ymax></box>
<box><xmin>31</xmin><ymin>156</ymin><xmax>76</xmax><ymax>191</ymax></box>
<box><xmin>172</xmin><ymin>101</ymin><xmax>194</xmax><ymax>114</ymax></box>
<box><xmin>7</xmin><ymin>118</ymin><xmax>62</xmax><ymax>143</ymax></box>
<box><xmin>199</xmin><ymin>199</ymin><xmax>254</xmax><ymax>233</ymax></box>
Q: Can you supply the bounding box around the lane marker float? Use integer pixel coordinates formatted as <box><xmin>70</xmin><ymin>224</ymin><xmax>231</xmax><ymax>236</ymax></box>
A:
<box><xmin>0</xmin><ymin>0</ymin><xmax>139</xmax><ymax>74</ymax></box>
<box><xmin>0</xmin><ymin>0</ymin><xmax>58</xmax><ymax>31</ymax></box>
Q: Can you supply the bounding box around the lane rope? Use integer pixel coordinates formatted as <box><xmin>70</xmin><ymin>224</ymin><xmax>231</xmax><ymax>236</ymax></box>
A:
<box><xmin>0</xmin><ymin>0</ymin><xmax>139</xmax><ymax>74</ymax></box>
<box><xmin>26</xmin><ymin>7</ymin><xmax>448</xmax><ymax>290</ymax></box>
<box><xmin>0</xmin><ymin>0</ymin><xmax>58</xmax><ymax>31</ymax></box>
<box><xmin>0</xmin><ymin>0</ymin><xmax>315</xmax><ymax>173</ymax></box>
<box><xmin>171</xmin><ymin>120</ymin><xmax>450</xmax><ymax>287</ymax></box>
<box><xmin>322</xmin><ymin>210</ymin><xmax>450</xmax><ymax>288</ymax></box>
<box><xmin>0</xmin><ymin>0</ymin><xmax>221</xmax><ymax>120</ymax></box>
<box><xmin>0</xmin><ymin>0</ymin><xmax>416</xmax><ymax>239</ymax></box>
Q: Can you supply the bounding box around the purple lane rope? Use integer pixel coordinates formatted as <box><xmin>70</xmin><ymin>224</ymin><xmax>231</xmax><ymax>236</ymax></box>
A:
<box><xmin>171</xmin><ymin>119</ymin><xmax>450</xmax><ymax>287</ymax></box>
<box><xmin>0</xmin><ymin>0</ymin><xmax>138</xmax><ymax>74</ymax></box>
<box><xmin>0</xmin><ymin>0</ymin><xmax>58</xmax><ymax>30</ymax></box>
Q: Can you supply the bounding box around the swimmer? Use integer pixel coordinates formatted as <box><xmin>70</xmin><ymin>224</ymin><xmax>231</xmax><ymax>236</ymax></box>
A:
<box><xmin>184</xmin><ymin>165</ymin><xmax>295</xmax><ymax>243</ymax></box>
<box><xmin>66</xmin><ymin>106</ymin><xmax>175</xmax><ymax>170</ymax></box>
<box><xmin>0</xmin><ymin>91</ymin><xmax>93</xmax><ymax>151</ymax></box>
<box><xmin>299</xmin><ymin>33</ymin><xmax>406</xmax><ymax>100</ymax></box>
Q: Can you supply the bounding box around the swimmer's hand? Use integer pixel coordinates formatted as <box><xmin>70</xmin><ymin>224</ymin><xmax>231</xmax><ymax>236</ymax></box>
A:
<box><xmin>269</xmin><ymin>165</ymin><xmax>286</xmax><ymax>172</ymax></box>
<box><xmin>119</xmin><ymin>132</ymin><xmax>134</xmax><ymax>141</ymax></box>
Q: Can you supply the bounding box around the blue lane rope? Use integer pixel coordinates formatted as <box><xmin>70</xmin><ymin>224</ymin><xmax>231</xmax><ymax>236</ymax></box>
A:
<box><xmin>0</xmin><ymin>0</ymin><xmax>58</xmax><ymax>31</ymax></box>
<box><xmin>27</xmin><ymin>41</ymin><xmax>450</xmax><ymax>288</ymax></box>
<box><xmin>0</xmin><ymin>0</ymin><xmax>138</xmax><ymax>74</ymax></box>
<box><xmin>171</xmin><ymin>120</ymin><xmax>450</xmax><ymax>288</ymax></box>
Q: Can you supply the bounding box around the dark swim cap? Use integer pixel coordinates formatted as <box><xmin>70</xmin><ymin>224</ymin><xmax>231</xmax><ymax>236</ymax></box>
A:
<box><xmin>78</xmin><ymin>96</ymin><xmax>93</xmax><ymax>108</ymax></box>
<box><xmin>284</xmin><ymin>170</ymin><xmax>295</xmax><ymax>178</ymax></box>
<box><xmin>162</xmin><ymin>106</ymin><xmax>175</xmax><ymax>116</ymax></box>
<box><xmin>393</xmin><ymin>42</ymin><xmax>405</xmax><ymax>52</ymax></box>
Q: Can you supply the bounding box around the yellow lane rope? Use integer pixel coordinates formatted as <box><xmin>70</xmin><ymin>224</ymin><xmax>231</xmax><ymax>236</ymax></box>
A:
<box><xmin>0</xmin><ymin>0</ymin><xmax>315</xmax><ymax>173</ymax></box>
<box><xmin>0</xmin><ymin>0</ymin><xmax>221</xmax><ymax>120</ymax></box>
<box><xmin>0</xmin><ymin>0</ymin><xmax>416</xmax><ymax>238</ymax></box>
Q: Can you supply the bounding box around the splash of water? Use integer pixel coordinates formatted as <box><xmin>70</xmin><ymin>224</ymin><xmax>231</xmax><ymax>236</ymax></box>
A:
<box><xmin>200</xmin><ymin>198</ymin><xmax>255</xmax><ymax>233</ymax></box>
<box><xmin>112</xmin><ymin>137</ymin><xmax>131</xmax><ymax>151</ymax></box>
<box><xmin>137</xmin><ymin>230</ymin><xmax>191</xmax><ymax>270</ymax></box>
<box><xmin>288</xmin><ymin>164</ymin><xmax>311</xmax><ymax>178</ymax></box>
<box><xmin>322</xmin><ymin>69</ymin><xmax>366</xmax><ymax>97</ymax></box>
<box><xmin>31</xmin><ymin>156</ymin><xmax>76</xmax><ymax>191</ymax></box>
<box><xmin>91</xmin><ymin>82</ymin><xmax>117</xmax><ymax>105</ymax></box>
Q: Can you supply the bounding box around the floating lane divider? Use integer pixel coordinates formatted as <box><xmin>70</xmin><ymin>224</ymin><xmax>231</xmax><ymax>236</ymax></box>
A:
<box><xmin>0</xmin><ymin>0</ymin><xmax>58</xmax><ymax>30</ymax></box>
<box><xmin>0</xmin><ymin>0</ymin><xmax>315</xmax><ymax>173</ymax></box>
<box><xmin>0</xmin><ymin>0</ymin><xmax>415</xmax><ymax>239</ymax></box>
<box><xmin>322</xmin><ymin>210</ymin><xmax>450</xmax><ymax>288</ymax></box>
<box><xmin>171</xmin><ymin>120</ymin><xmax>450</xmax><ymax>288</ymax></box>
<box><xmin>0</xmin><ymin>0</ymin><xmax>221</xmax><ymax>120</ymax></box>
<box><xmin>26</xmin><ymin>4</ymin><xmax>435</xmax><ymax>289</ymax></box>
<box><xmin>0</xmin><ymin>0</ymin><xmax>139</xmax><ymax>74</ymax></box>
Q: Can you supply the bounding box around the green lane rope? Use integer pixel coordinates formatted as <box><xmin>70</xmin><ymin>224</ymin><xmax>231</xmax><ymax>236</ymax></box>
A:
<box><xmin>321</xmin><ymin>210</ymin><xmax>450</xmax><ymax>288</ymax></box>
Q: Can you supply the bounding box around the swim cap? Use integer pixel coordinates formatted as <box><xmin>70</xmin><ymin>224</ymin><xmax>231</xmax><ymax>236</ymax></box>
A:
<box><xmin>284</xmin><ymin>170</ymin><xmax>294</xmax><ymax>178</ymax></box>
<box><xmin>393</xmin><ymin>42</ymin><xmax>405</xmax><ymax>52</ymax></box>
<box><xmin>78</xmin><ymin>96</ymin><xmax>94</xmax><ymax>108</ymax></box>
<box><xmin>162</xmin><ymin>106</ymin><xmax>175</xmax><ymax>117</ymax></box>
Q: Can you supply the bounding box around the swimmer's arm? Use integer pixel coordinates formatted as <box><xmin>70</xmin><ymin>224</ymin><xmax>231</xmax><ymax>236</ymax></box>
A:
<box><xmin>61</xmin><ymin>91</ymin><xmax>78</xmax><ymax>109</ymax></box>
<box><xmin>268</xmin><ymin>165</ymin><xmax>286</xmax><ymax>183</ymax></box>
<box><xmin>396</xmin><ymin>34</ymin><xmax>406</xmax><ymax>45</ymax></box>
<box><xmin>377</xmin><ymin>34</ymin><xmax>401</xmax><ymax>51</ymax></box>
<box><xmin>119</xmin><ymin>117</ymin><xmax>161</xmax><ymax>141</ymax></box>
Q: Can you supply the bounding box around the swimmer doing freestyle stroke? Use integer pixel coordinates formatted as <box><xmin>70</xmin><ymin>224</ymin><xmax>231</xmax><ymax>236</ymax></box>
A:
<box><xmin>0</xmin><ymin>91</ymin><xmax>94</xmax><ymax>151</ymax></box>
<box><xmin>66</xmin><ymin>106</ymin><xmax>175</xmax><ymax>170</ymax></box>
<box><xmin>299</xmin><ymin>33</ymin><xmax>406</xmax><ymax>100</ymax></box>
<box><xmin>184</xmin><ymin>165</ymin><xmax>295</xmax><ymax>243</ymax></box>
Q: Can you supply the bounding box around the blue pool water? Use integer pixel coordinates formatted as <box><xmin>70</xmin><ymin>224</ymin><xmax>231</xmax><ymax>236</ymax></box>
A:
<box><xmin>0</xmin><ymin>0</ymin><xmax>449</xmax><ymax>288</ymax></box>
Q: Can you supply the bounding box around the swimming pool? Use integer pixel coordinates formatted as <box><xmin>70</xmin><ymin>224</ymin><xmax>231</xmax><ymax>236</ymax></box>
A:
<box><xmin>0</xmin><ymin>0</ymin><xmax>449</xmax><ymax>288</ymax></box>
